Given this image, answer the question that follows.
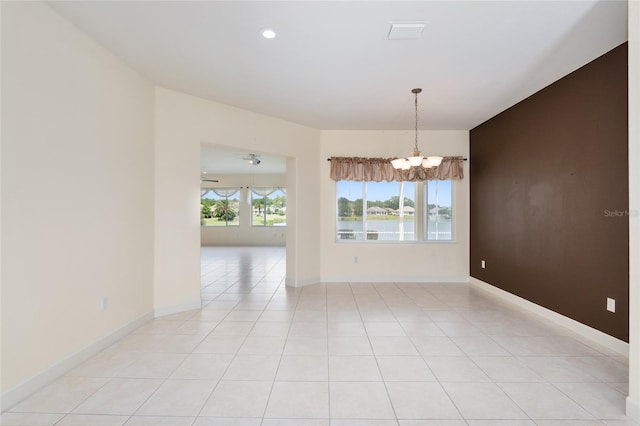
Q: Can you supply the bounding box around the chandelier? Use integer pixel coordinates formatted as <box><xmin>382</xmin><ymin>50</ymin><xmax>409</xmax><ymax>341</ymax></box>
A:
<box><xmin>391</xmin><ymin>88</ymin><xmax>443</xmax><ymax>170</ymax></box>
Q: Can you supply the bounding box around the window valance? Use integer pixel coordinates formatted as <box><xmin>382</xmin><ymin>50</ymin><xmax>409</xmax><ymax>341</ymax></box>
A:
<box><xmin>329</xmin><ymin>156</ymin><xmax>464</xmax><ymax>182</ymax></box>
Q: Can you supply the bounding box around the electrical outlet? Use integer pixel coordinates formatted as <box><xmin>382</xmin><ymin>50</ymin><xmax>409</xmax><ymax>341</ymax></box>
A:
<box><xmin>101</xmin><ymin>297</ymin><xmax>108</xmax><ymax>311</ymax></box>
<box><xmin>481</xmin><ymin>260</ymin><xmax>486</xmax><ymax>269</ymax></box>
<box><xmin>606</xmin><ymin>298</ymin><xmax>615</xmax><ymax>313</ymax></box>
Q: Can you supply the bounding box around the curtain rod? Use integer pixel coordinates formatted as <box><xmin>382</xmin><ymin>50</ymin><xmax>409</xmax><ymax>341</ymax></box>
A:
<box><xmin>327</xmin><ymin>157</ymin><xmax>468</xmax><ymax>161</ymax></box>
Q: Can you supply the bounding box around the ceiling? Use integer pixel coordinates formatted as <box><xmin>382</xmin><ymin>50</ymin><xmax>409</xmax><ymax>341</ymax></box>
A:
<box><xmin>47</xmin><ymin>1</ymin><xmax>627</xmax><ymax>176</ymax></box>
<box><xmin>48</xmin><ymin>1</ymin><xmax>627</xmax><ymax>132</ymax></box>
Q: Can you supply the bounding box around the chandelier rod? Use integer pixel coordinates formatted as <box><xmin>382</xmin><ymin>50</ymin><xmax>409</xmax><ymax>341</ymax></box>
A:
<box><xmin>413</xmin><ymin>88</ymin><xmax>421</xmax><ymax>153</ymax></box>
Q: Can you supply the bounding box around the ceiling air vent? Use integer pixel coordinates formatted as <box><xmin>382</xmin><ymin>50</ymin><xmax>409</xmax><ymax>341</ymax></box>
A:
<box><xmin>387</xmin><ymin>22</ymin><xmax>425</xmax><ymax>40</ymax></box>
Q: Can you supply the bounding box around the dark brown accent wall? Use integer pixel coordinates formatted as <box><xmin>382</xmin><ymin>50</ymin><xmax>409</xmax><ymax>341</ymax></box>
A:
<box><xmin>470</xmin><ymin>43</ymin><xmax>629</xmax><ymax>342</ymax></box>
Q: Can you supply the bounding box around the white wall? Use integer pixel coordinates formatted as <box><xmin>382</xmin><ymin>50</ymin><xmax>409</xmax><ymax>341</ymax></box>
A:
<box><xmin>200</xmin><ymin>173</ymin><xmax>286</xmax><ymax>246</ymax></box>
<box><xmin>1</xmin><ymin>1</ymin><xmax>154</xmax><ymax>406</ymax></box>
<box><xmin>154</xmin><ymin>88</ymin><xmax>321</xmax><ymax>311</ymax></box>
<box><xmin>627</xmin><ymin>0</ymin><xmax>640</xmax><ymax>421</ymax></box>
<box><xmin>320</xmin><ymin>130</ymin><xmax>469</xmax><ymax>282</ymax></box>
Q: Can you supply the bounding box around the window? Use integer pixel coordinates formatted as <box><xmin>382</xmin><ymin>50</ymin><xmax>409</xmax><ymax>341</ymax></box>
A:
<box><xmin>336</xmin><ymin>181</ymin><xmax>416</xmax><ymax>241</ymax></box>
<box><xmin>201</xmin><ymin>188</ymin><xmax>240</xmax><ymax>226</ymax></box>
<box><xmin>336</xmin><ymin>179</ymin><xmax>454</xmax><ymax>242</ymax></box>
<box><xmin>425</xmin><ymin>180</ymin><xmax>453</xmax><ymax>241</ymax></box>
<box><xmin>251</xmin><ymin>188</ymin><xmax>286</xmax><ymax>226</ymax></box>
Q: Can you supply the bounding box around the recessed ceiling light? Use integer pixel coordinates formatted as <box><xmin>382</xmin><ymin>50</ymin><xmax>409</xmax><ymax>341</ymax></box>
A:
<box><xmin>261</xmin><ymin>28</ymin><xmax>277</xmax><ymax>39</ymax></box>
<box><xmin>387</xmin><ymin>22</ymin><xmax>425</xmax><ymax>40</ymax></box>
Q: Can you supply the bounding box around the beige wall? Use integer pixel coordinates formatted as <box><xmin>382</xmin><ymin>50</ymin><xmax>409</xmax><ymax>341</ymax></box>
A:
<box><xmin>200</xmin><ymin>173</ymin><xmax>287</xmax><ymax>246</ymax></box>
<box><xmin>1</xmin><ymin>1</ymin><xmax>154</xmax><ymax>402</ymax></box>
<box><xmin>319</xmin><ymin>130</ymin><xmax>470</xmax><ymax>282</ymax></box>
<box><xmin>154</xmin><ymin>88</ymin><xmax>322</xmax><ymax>309</ymax></box>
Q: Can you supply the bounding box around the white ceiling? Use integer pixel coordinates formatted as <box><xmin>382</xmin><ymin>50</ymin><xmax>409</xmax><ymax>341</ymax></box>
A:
<box><xmin>48</xmin><ymin>0</ymin><xmax>626</xmax><ymax>132</ymax></box>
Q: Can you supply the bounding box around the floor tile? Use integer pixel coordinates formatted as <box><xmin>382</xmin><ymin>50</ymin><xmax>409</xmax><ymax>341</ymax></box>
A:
<box><xmin>210</xmin><ymin>321</ymin><xmax>254</xmax><ymax>336</ymax></box>
<box><xmin>284</xmin><ymin>337</ymin><xmax>328</xmax><ymax>355</ymax></box>
<box><xmin>225</xmin><ymin>310</ymin><xmax>262</xmax><ymax>322</ymax></box>
<box><xmin>249</xmin><ymin>322</ymin><xmax>291</xmax><ymax>337</ymax></box>
<box><xmin>238</xmin><ymin>336</ymin><xmax>286</xmax><ymax>355</ymax></box>
<box><xmin>200</xmin><ymin>381</ymin><xmax>272</xmax><ymax>417</ymax></box>
<box><xmin>263</xmin><ymin>420</ymin><xmax>329</xmax><ymax>426</ymax></box>
<box><xmin>193</xmin><ymin>335</ymin><xmax>245</xmax><ymax>354</ymax></box>
<box><xmin>327</xmin><ymin>322</ymin><xmax>367</xmax><ymax>337</ymax></box>
<box><xmin>451</xmin><ymin>336</ymin><xmax>511</xmax><ymax>356</ymax></box>
<box><xmin>519</xmin><ymin>357</ymin><xmax>600</xmax><ymax>382</ymax></box>
<box><xmin>294</xmin><ymin>310</ymin><xmax>328</xmax><ymax>322</ymax></box>
<box><xmin>115</xmin><ymin>353</ymin><xmax>187</xmax><ymax>379</ymax></box>
<box><xmin>466</xmin><ymin>421</ymin><xmax>535</xmax><ymax>426</ymax></box>
<box><xmin>398</xmin><ymin>421</ymin><xmax>467</xmax><ymax>426</ymax></box>
<box><xmin>534</xmin><ymin>421</ymin><xmax>606</xmax><ymax>426</ymax></box>
<box><xmin>386</xmin><ymin>382</ymin><xmax>461</xmax><ymax>419</ymax></box>
<box><xmin>376</xmin><ymin>356</ymin><xmax>436</xmax><ymax>382</ymax></box>
<box><xmin>0</xmin><ymin>413</ymin><xmax>63</xmax><ymax>426</ymax></box>
<box><xmin>9</xmin><ymin>377</ymin><xmax>109</xmax><ymax>413</ymax></box>
<box><xmin>441</xmin><ymin>382</ymin><xmax>527</xmax><ymax>419</ymax></box>
<box><xmin>276</xmin><ymin>355</ymin><xmax>329</xmax><ymax>381</ymax></box>
<box><xmin>223</xmin><ymin>354</ymin><xmax>281</xmax><ymax>381</ymax></box>
<box><xmin>438</xmin><ymin>322</ymin><xmax>485</xmax><ymax>337</ymax></box>
<box><xmin>329</xmin><ymin>382</ymin><xmax>395</xmax><ymax>419</ymax></box>
<box><xmin>410</xmin><ymin>336</ymin><xmax>466</xmax><ymax>356</ymax></box>
<box><xmin>333</xmin><ymin>420</ymin><xmax>398</xmax><ymax>426</ymax></box>
<box><xmin>289</xmin><ymin>322</ymin><xmax>328</xmax><ymax>337</ymax></box>
<box><xmin>572</xmin><ymin>357</ymin><xmax>630</xmax><ymax>383</ymax></box>
<box><xmin>125</xmin><ymin>416</ymin><xmax>196</xmax><ymax>425</ymax></box>
<box><xmin>194</xmin><ymin>418</ymin><xmax>261</xmax><ymax>426</ymax></box>
<box><xmin>265</xmin><ymin>381</ymin><xmax>329</xmax><ymax>418</ymax></box>
<box><xmin>365</xmin><ymin>322</ymin><xmax>407</xmax><ymax>336</ymax></box>
<box><xmin>498</xmin><ymin>382</ymin><xmax>594</xmax><ymax>420</ymax></box>
<box><xmin>170</xmin><ymin>353</ymin><xmax>234</xmax><ymax>380</ymax></box>
<box><xmin>553</xmin><ymin>382</ymin><xmax>628</xmax><ymax>419</ymax></box>
<box><xmin>329</xmin><ymin>356</ymin><xmax>382</xmax><ymax>381</ymax></box>
<box><xmin>66</xmin><ymin>351</ymin><xmax>136</xmax><ymax>378</ymax></box>
<box><xmin>56</xmin><ymin>414</ymin><xmax>129</xmax><ymax>425</ymax></box>
<box><xmin>424</xmin><ymin>357</ymin><xmax>490</xmax><ymax>382</ymax></box>
<box><xmin>136</xmin><ymin>379</ymin><xmax>216</xmax><ymax>416</ymax></box>
<box><xmin>328</xmin><ymin>337</ymin><xmax>373</xmax><ymax>356</ymax></box>
<box><xmin>258</xmin><ymin>311</ymin><xmax>295</xmax><ymax>323</ymax></box>
<box><xmin>399</xmin><ymin>321</ymin><xmax>446</xmax><ymax>337</ymax></box>
<box><xmin>472</xmin><ymin>356</ymin><xmax>543</xmax><ymax>382</ymax></box>
<box><xmin>175</xmin><ymin>320</ymin><xmax>219</xmax><ymax>335</ymax></box>
<box><xmin>73</xmin><ymin>378</ymin><xmax>162</xmax><ymax>415</ymax></box>
<box><xmin>369</xmin><ymin>337</ymin><xmax>419</xmax><ymax>356</ymax></box>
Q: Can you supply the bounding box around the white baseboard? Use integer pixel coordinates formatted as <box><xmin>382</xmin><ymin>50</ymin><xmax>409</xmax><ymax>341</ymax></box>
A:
<box><xmin>285</xmin><ymin>276</ymin><xmax>321</xmax><ymax>288</ymax></box>
<box><xmin>1</xmin><ymin>312</ymin><xmax>153</xmax><ymax>411</ymax></box>
<box><xmin>321</xmin><ymin>275</ymin><xmax>470</xmax><ymax>284</ymax></box>
<box><xmin>627</xmin><ymin>396</ymin><xmax>640</xmax><ymax>422</ymax></box>
<box><xmin>470</xmin><ymin>277</ymin><xmax>629</xmax><ymax>356</ymax></box>
<box><xmin>153</xmin><ymin>298</ymin><xmax>202</xmax><ymax>317</ymax></box>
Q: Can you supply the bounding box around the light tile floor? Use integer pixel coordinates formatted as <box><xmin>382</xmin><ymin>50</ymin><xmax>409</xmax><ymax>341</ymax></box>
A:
<box><xmin>3</xmin><ymin>246</ymin><xmax>638</xmax><ymax>426</ymax></box>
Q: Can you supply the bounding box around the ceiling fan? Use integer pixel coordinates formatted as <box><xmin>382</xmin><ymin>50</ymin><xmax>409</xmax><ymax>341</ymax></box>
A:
<box><xmin>243</xmin><ymin>153</ymin><xmax>261</xmax><ymax>165</ymax></box>
<box><xmin>200</xmin><ymin>174</ymin><xmax>219</xmax><ymax>183</ymax></box>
